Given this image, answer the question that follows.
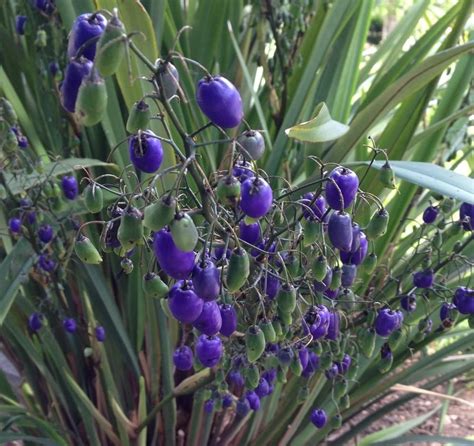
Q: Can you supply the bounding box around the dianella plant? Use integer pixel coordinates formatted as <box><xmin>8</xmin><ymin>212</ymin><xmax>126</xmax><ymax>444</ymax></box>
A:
<box><xmin>0</xmin><ymin>1</ymin><xmax>473</xmax><ymax>445</ymax></box>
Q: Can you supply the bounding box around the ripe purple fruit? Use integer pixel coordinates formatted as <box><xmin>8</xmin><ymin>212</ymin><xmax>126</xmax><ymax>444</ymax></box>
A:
<box><xmin>314</xmin><ymin>266</ymin><xmax>333</xmax><ymax>292</ymax></box>
<box><xmin>239</xmin><ymin>220</ymin><xmax>262</xmax><ymax>245</ymax></box>
<box><xmin>422</xmin><ymin>205</ymin><xmax>439</xmax><ymax>224</ymax></box>
<box><xmin>67</xmin><ymin>13</ymin><xmax>107</xmax><ymax>61</ymax></box>
<box><xmin>400</xmin><ymin>294</ymin><xmax>416</xmax><ymax>312</ymax></box>
<box><xmin>173</xmin><ymin>345</ymin><xmax>193</xmax><ymax>371</ymax></box>
<box><xmin>325</xmin><ymin>167</ymin><xmax>359</xmax><ymax>210</ymax></box>
<box><xmin>8</xmin><ymin>217</ymin><xmax>21</xmax><ymax>234</ymax></box>
<box><xmin>237</xmin><ymin>130</ymin><xmax>265</xmax><ymax>161</ymax></box>
<box><xmin>341</xmin><ymin>264</ymin><xmax>357</xmax><ymax>287</ymax></box>
<box><xmin>305</xmin><ymin>304</ymin><xmax>330</xmax><ymax>340</ymax></box>
<box><xmin>28</xmin><ymin>313</ymin><xmax>43</xmax><ymax>332</ymax></box>
<box><xmin>261</xmin><ymin>273</ymin><xmax>280</xmax><ymax>300</ymax></box>
<box><xmin>459</xmin><ymin>202</ymin><xmax>473</xmax><ymax>231</ymax></box>
<box><xmin>236</xmin><ymin>398</ymin><xmax>250</xmax><ymax>416</ymax></box>
<box><xmin>196</xmin><ymin>75</ymin><xmax>243</xmax><ymax>128</ymax></box>
<box><xmin>233</xmin><ymin>160</ymin><xmax>255</xmax><ymax>183</ymax></box>
<box><xmin>63</xmin><ymin>318</ymin><xmax>77</xmax><ymax>333</ymax></box>
<box><xmin>453</xmin><ymin>287</ymin><xmax>474</xmax><ymax>315</ymax></box>
<box><xmin>60</xmin><ymin>57</ymin><xmax>93</xmax><ymax>113</ymax></box>
<box><xmin>196</xmin><ymin>335</ymin><xmax>223</xmax><ymax>367</ymax></box>
<box><xmin>240</xmin><ymin>177</ymin><xmax>273</xmax><ymax>218</ymax></box>
<box><xmin>302</xmin><ymin>351</ymin><xmax>320</xmax><ymax>378</ymax></box>
<box><xmin>38</xmin><ymin>224</ymin><xmax>53</xmax><ymax>243</ymax></box>
<box><xmin>310</xmin><ymin>408</ymin><xmax>327</xmax><ymax>428</ymax></box>
<box><xmin>15</xmin><ymin>15</ymin><xmax>27</xmax><ymax>35</ymax></box>
<box><xmin>153</xmin><ymin>229</ymin><xmax>195</xmax><ymax>280</ymax></box>
<box><xmin>192</xmin><ymin>260</ymin><xmax>220</xmax><ymax>301</ymax></box>
<box><xmin>246</xmin><ymin>390</ymin><xmax>261</xmax><ymax>411</ymax></box>
<box><xmin>61</xmin><ymin>175</ymin><xmax>79</xmax><ymax>200</ymax></box>
<box><xmin>129</xmin><ymin>131</ymin><xmax>163</xmax><ymax>173</ymax></box>
<box><xmin>193</xmin><ymin>301</ymin><xmax>222</xmax><ymax>335</ymax></box>
<box><xmin>95</xmin><ymin>326</ymin><xmax>106</xmax><ymax>342</ymax></box>
<box><xmin>340</xmin><ymin>231</ymin><xmax>368</xmax><ymax>265</ymax></box>
<box><xmin>38</xmin><ymin>254</ymin><xmax>56</xmax><ymax>272</ymax></box>
<box><xmin>168</xmin><ymin>280</ymin><xmax>203</xmax><ymax>324</ymax></box>
<box><xmin>328</xmin><ymin>211</ymin><xmax>353</xmax><ymax>252</ymax></box>
<box><xmin>413</xmin><ymin>269</ymin><xmax>434</xmax><ymax>289</ymax></box>
<box><xmin>375</xmin><ymin>308</ymin><xmax>403</xmax><ymax>337</ymax></box>
<box><xmin>204</xmin><ymin>399</ymin><xmax>214</xmax><ymax>414</ymax></box>
<box><xmin>301</xmin><ymin>193</ymin><xmax>327</xmax><ymax>221</ymax></box>
<box><xmin>326</xmin><ymin>311</ymin><xmax>340</xmax><ymax>341</ymax></box>
<box><xmin>255</xmin><ymin>377</ymin><xmax>270</xmax><ymax>397</ymax></box>
<box><xmin>219</xmin><ymin>304</ymin><xmax>237</xmax><ymax>337</ymax></box>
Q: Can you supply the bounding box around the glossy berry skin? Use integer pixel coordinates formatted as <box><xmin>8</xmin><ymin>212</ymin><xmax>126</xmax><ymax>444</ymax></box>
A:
<box><xmin>422</xmin><ymin>205</ymin><xmax>438</xmax><ymax>224</ymax></box>
<box><xmin>453</xmin><ymin>287</ymin><xmax>474</xmax><ymax>315</ymax></box>
<box><xmin>460</xmin><ymin>202</ymin><xmax>473</xmax><ymax>230</ymax></box>
<box><xmin>173</xmin><ymin>346</ymin><xmax>193</xmax><ymax>371</ymax></box>
<box><xmin>246</xmin><ymin>391</ymin><xmax>261</xmax><ymax>411</ymax></box>
<box><xmin>341</xmin><ymin>264</ymin><xmax>357</xmax><ymax>287</ymax></box>
<box><xmin>61</xmin><ymin>175</ymin><xmax>79</xmax><ymax>200</ymax></box>
<box><xmin>237</xmin><ymin>130</ymin><xmax>265</xmax><ymax>160</ymax></box>
<box><xmin>440</xmin><ymin>303</ymin><xmax>457</xmax><ymax>328</ymax></box>
<box><xmin>340</xmin><ymin>231</ymin><xmax>368</xmax><ymax>265</ymax></box>
<box><xmin>67</xmin><ymin>13</ymin><xmax>107</xmax><ymax>60</ymax></box>
<box><xmin>95</xmin><ymin>326</ymin><xmax>106</xmax><ymax>342</ymax></box>
<box><xmin>61</xmin><ymin>57</ymin><xmax>93</xmax><ymax>113</ymax></box>
<box><xmin>325</xmin><ymin>363</ymin><xmax>338</xmax><ymax>380</ymax></box>
<box><xmin>193</xmin><ymin>301</ymin><xmax>222</xmax><ymax>336</ymax></box>
<box><xmin>310</xmin><ymin>408</ymin><xmax>327</xmax><ymax>428</ymax></box>
<box><xmin>204</xmin><ymin>399</ymin><xmax>214</xmax><ymax>414</ymax></box>
<box><xmin>168</xmin><ymin>280</ymin><xmax>203</xmax><ymax>324</ymax></box>
<box><xmin>375</xmin><ymin>308</ymin><xmax>403</xmax><ymax>337</ymax></box>
<box><xmin>228</xmin><ymin>369</ymin><xmax>245</xmax><ymax>388</ymax></box>
<box><xmin>28</xmin><ymin>313</ymin><xmax>43</xmax><ymax>332</ymax></box>
<box><xmin>338</xmin><ymin>354</ymin><xmax>352</xmax><ymax>374</ymax></box>
<box><xmin>236</xmin><ymin>398</ymin><xmax>250</xmax><ymax>417</ymax></box>
<box><xmin>233</xmin><ymin>160</ymin><xmax>255</xmax><ymax>183</ymax></box>
<box><xmin>400</xmin><ymin>294</ymin><xmax>416</xmax><ymax>312</ymax></box>
<box><xmin>325</xmin><ymin>167</ymin><xmax>359</xmax><ymax>210</ymax></box>
<box><xmin>15</xmin><ymin>15</ymin><xmax>27</xmax><ymax>35</ymax></box>
<box><xmin>240</xmin><ymin>177</ymin><xmax>273</xmax><ymax>218</ymax></box>
<box><xmin>413</xmin><ymin>269</ymin><xmax>434</xmax><ymax>289</ymax></box>
<box><xmin>305</xmin><ymin>304</ymin><xmax>330</xmax><ymax>340</ymax></box>
<box><xmin>326</xmin><ymin>311</ymin><xmax>340</xmax><ymax>341</ymax></box>
<box><xmin>222</xmin><ymin>394</ymin><xmax>233</xmax><ymax>408</ymax></box>
<box><xmin>239</xmin><ymin>220</ymin><xmax>262</xmax><ymax>245</ymax></box>
<box><xmin>261</xmin><ymin>274</ymin><xmax>280</xmax><ymax>300</ymax></box>
<box><xmin>302</xmin><ymin>351</ymin><xmax>320</xmax><ymax>378</ymax></box>
<box><xmin>313</xmin><ymin>266</ymin><xmax>333</xmax><ymax>292</ymax></box>
<box><xmin>192</xmin><ymin>260</ymin><xmax>220</xmax><ymax>301</ymax></box>
<box><xmin>38</xmin><ymin>225</ymin><xmax>53</xmax><ymax>243</ymax></box>
<box><xmin>255</xmin><ymin>377</ymin><xmax>270</xmax><ymax>397</ymax></box>
<box><xmin>63</xmin><ymin>318</ymin><xmax>77</xmax><ymax>333</ymax></box>
<box><xmin>129</xmin><ymin>131</ymin><xmax>163</xmax><ymax>173</ymax></box>
<box><xmin>153</xmin><ymin>229</ymin><xmax>195</xmax><ymax>280</ymax></box>
<box><xmin>196</xmin><ymin>335</ymin><xmax>223</xmax><ymax>367</ymax></box>
<box><xmin>328</xmin><ymin>211</ymin><xmax>353</xmax><ymax>252</ymax></box>
<box><xmin>38</xmin><ymin>254</ymin><xmax>56</xmax><ymax>272</ymax></box>
<box><xmin>8</xmin><ymin>217</ymin><xmax>21</xmax><ymax>233</ymax></box>
<box><xmin>219</xmin><ymin>304</ymin><xmax>237</xmax><ymax>337</ymax></box>
<box><xmin>301</xmin><ymin>193</ymin><xmax>327</xmax><ymax>221</ymax></box>
<box><xmin>196</xmin><ymin>75</ymin><xmax>243</xmax><ymax>128</ymax></box>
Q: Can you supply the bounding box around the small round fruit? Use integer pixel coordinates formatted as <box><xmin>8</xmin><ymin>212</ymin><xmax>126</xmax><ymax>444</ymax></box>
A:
<box><xmin>325</xmin><ymin>167</ymin><xmax>359</xmax><ymax>210</ymax></box>
<box><xmin>117</xmin><ymin>206</ymin><xmax>143</xmax><ymax>250</ymax></box>
<box><xmin>196</xmin><ymin>335</ymin><xmax>223</xmax><ymax>367</ymax></box>
<box><xmin>67</xmin><ymin>13</ymin><xmax>107</xmax><ymax>61</ymax></box>
<box><xmin>74</xmin><ymin>234</ymin><xmax>103</xmax><ymax>264</ymax></box>
<box><xmin>84</xmin><ymin>184</ymin><xmax>104</xmax><ymax>213</ymax></box>
<box><xmin>453</xmin><ymin>286</ymin><xmax>474</xmax><ymax>315</ymax></box>
<box><xmin>129</xmin><ymin>131</ymin><xmax>163</xmax><ymax>173</ymax></box>
<box><xmin>240</xmin><ymin>177</ymin><xmax>273</xmax><ymax>218</ymax></box>
<box><xmin>157</xmin><ymin>61</ymin><xmax>180</xmax><ymax>100</ymax></box>
<box><xmin>126</xmin><ymin>100</ymin><xmax>151</xmax><ymax>134</ymax></box>
<box><xmin>216</xmin><ymin>175</ymin><xmax>241</xmax><ymax>206</ymax></box>
<box><xmin>61</xmin><ymin>175</ymin><xmax>79</xmax><ymax>200</ymax></box>
<box><xmin>193</xmin><ymin>301</ymin><xmax>222</xmax><ymax>336</ymax></box>
<box><xmin>95</xmin><ymin>326</ymin><xmax>106</xmax><ymax>342</ymax></box>
<box><xmin>144</xmin><ymin>196</ymin><xmax>176</xmax><ymax>232</ymax></box>
<box><xmin>168</xmin><ymin>280</ymin><xmax>203</xmax><ymax>324</ymax></box>
<box><xmin>374</xmin><ymin>308</ymin><xmax>403</xmax><ymax>337</ymax></box>
<box><xmin>413</xmin><ymin>269</ymin><xmax>434</xmax><ymax>289</ymax></box>
<box><xmin>459</xmin><ymin>202</ymin><xmax>473</xmax><ymax>231</ymax></box>
<box><xmin>219</xmin><ymin>304</ymin><xmax>237</xmax><ymax>337</ymax></box>
<box><xmin>226</xmin><ymin>248</ymin><xmax>250</xmax><ymax>292</ymax></box>
<box><xmin>366</xmin><ymin>208</ymin><xmax>389</xmax><ymax>240</ymax></box>
<box><xmin>76</xmin><ymin>69</ymin><xmax>107</xmax><ymax>126</ymax></box>
<box><xmin>95</xmin><ymin>14</ymin><xmax>126</xmax><ymax>76</ymax></box>
<box><xmin>245</xmin><ymin>325</ymin><xmax>266</xmax><ymax>363</ymax></box>
<box><xmin>63</xmin><ymin>318</ymin><xmax>77</xmax><ymax>333</ymax></box>
<box><xmin>173</xmin><ymin>345</ymin><xmax>193</xmax><ymax>371</ymax></box>
<box><xmin>237</xmin><ymin>130</ymin><xmax>265</xmax><ymax>161</ymax></box>
<box><xmin>28</xmin><ymin>313</ymin><xmax>43</xmax><ymax>332</ymax></box>
<box><xmin>423</xmin><ymin>205</ymin><xmax>439</xmax><ymax>224</ymax></box>
<box><xmin>196</xmin><ymin>75</ymin><xmax>243</xmax><ymax>128</ymax></box>
<box><xmin>310</xmin><ymin>408</ymin><xmax>327</xmax><ymax>428</ymax></box>
<box><xmin>239</xmin><ymin>220</ymin><xmax>261</xmax><ymax>245</ymax></box>
<box><xmin>170</xmin><ymin>213</ymin><xmax>198</xmax><ymax>252</ymax></box>
<box><xmin>9</xmin><ymin>217</ymin><xmax>21</xmax><ymax>234</ymax></box>
<box><xmin>142</xmin><ymin>272</ymin><xmax>169</xmax><ymax>298</ymax></box>
<box><xmin>328</xmin><ymin>211</ymin><xmax>353</xmax><ymax>252</ymax></box>
<box><xmin>38</xmin><ymin>224</ymin><xmax>54</xmax><ymax>243</ymax></box>
<box><xmin>192</xmin><ymin>260</ymin><xmax>220</xmax><ymax>301</ymax></box>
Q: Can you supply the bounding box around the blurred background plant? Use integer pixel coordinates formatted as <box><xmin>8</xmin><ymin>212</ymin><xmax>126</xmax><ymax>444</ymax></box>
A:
<box><xmin>0</xmin><ymin>0</ymin><xmax>473</xmax><ymax>445</ymax></box>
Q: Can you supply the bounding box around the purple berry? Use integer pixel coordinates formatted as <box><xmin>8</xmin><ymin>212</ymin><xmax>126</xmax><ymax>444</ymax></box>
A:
<box><xmin>228</xmin><ymin>369</ymin><xmax>245</xmax><ymax>388</ymax></box>
<box><xmin>246</xmin><ymin>390</ymin><xmax>260</xmax><ymax>411</ymax></box>
<box><xmin>338</xmin><ymin>354</ymin><xmax>352</xmax><ymax>374</ymax></box>
<box><xmin>95</xmin><ymin>326</ymin><xmax>106</xmax><ymax>342</ymax></box>
<box><xmin>340</xmin><ymin>231</ymin><xmax>368</xmax><ymax>265</ymax></box>
<box><xmin>153</xmin><ymin>229</ymin><xmax>195</xmax><ymax>280</ymax></box>
<box><xmin>375</xmin><ymin>308</ymin><xmax>403</xmax><ymax>337</ymax></box>
<box><xmin>193</xmin><ymin>300</ymin><xmax>222</xmax><ymax>336</ymax></box>
<box><xmin>25</xmin><ymin>211</ymin><xmax>36</xmax><ymax>225</ymax></box>
<box><xmin>17</xmin><ymin>135</ymin><xmax>28</xmax><ymax>149</ymax></box>
<box><xmin>341</xmin><ymin>264</ymin><xmax>357</xmax><ymax>287</ymax></box>
<box><xmin>453</xmin><ymin>286</ymin><xmax>474</xmax><ymax>315</ymax></box>
<box><xmin>423</xmin><ymin>205</ymin><xmax>438</xmax><ymax>224</ymax></box>
<box><xmin>213</xmin><ymin>246</ymin><xmax>231</xmax><ymax>261</ymax></box>
<box><xmin>400</xmin><ymin>294</ymin><xmax>416</xmax><ymax>312</ymax></box>
<box><xmin>262</xmin><ymin>368</ymin><xmax>277</xmax><ymax>384</ymax></box>
<box><xmin>314</xmin><ymin>267</ymin><xmax>333</xmax><ymax>293</ymax></box>
<box><xmin>196</xmin><ymin>335</ymin><xmax>223</xmax><ymax>367</ymax></box>
<box><xmin>61</xmin><ymin>175</ymin><xmax>79</xmax><ymax>200</ymax></box>
<box><xmin>326</xmin><ymin>311</ymin><xmax>340</xmax><ymax>341</ymax></box>
<box><xmin>28</xmin><ymin>313</ymin><xmax>43</xmax><ymax>332</ymax></box>
<box><xmin>239</xmin><ymin>220</ymin><xmax>262</xmax><ymax>245</ymax></box>
<box><xmin>325</xmin><ymin>363</ymin><xmax>338</xmax><ymax>380</ymax></box>
<box><xmin>168</xmin><ymin>280</ymin><xmax>203</xmax><ymax>324</ymax></box>
<box><xmin>261</xmin><ymin>273</ymin><xmax>280</xmax><ymax>300</ymax></box>
<box><xmin>38</xmin><ymin>254</ymin><xmax>56</xmax><ymax>272</ymax></box>
<box><xmin>310</xmin><ymin>408</ymin><xmax>327</xmax><ymax>428</ymax></box>
<box><xmin>413</xmin><ymin>269</ymin><xmax>434</xmax><ymax>289</ymax></box>
<box><xmin>15</xmin><ymin>15</ymin><xmax>27</xmax><ymax>35</ymax></box>
<box><xmin>38</xmin><ymin>225</ymin><xmax>54</xmax><ymax>243</ymax></box>
<box><xmin>196</xmin><ymin>75</ymin><xmax>243</xmax><ymax>128</ymax></box>
<box><xmin>67</xmin><ymin>13</ymin><xmax>107</xmax><ymax>61</ymax></box>
<box><xmin>440</xmin><ymin>303</ymin><xmax>456</xmax><ymax>328</ymax></box>
<box><xmin>233</xmin><ymin>160</ymin><xmax>255</xmax><ymax>183</ymax></box>
<box><xmin>381</xmin><ymin>343</ymin><xmax>392</xmax><ymax>361</ymax></box>
<box><xmin>240</xmin><ymin>177</ymin><xmax>273</xmax><ymax>219</ymax></box>
<box><xmin>460</xmin><ymin>202</ymin><xmax>473</xmax><ymax>231</ymax></box>
<box><xmin>302</xmin><ymin>351</ymin><xmax>320</xmax><ymax>378</ymax></box>
<box><xmin>301</xmin><ymin>193</ymin><xmax>327</xmax><ymax>221</ymax></box>
<box><xmin>328</xmin><ymin>211</ymin><xmax>353</xmax><ymax>252</ymax></box>
<box><xmin>324</xmin><ymin>287</ymin><xmax>339</xmax><ymax>300</ymax></box>
<box><xmin>173</xmin><ymin>346</ymin><xmax>194</xmax><ymax>371</ymax></box>
<box><xmin>222</xmin><ymin>394</ymin><xmax>233</xmax><ymax>408</ymax></box>
<box><xmin>8</xmin><ymin>217</ymin><xmax>21</xmax><ymax>233</ymax></box>
<box><xmin>325</xmin><ymin>167</ymin><xmax>359</xmax><ymax>210</ymax></box>
<box><xmin>129</xmin><ymin>131</ymin><xmax>163</xmax><ymax>173</ymax></box>
<box><xmin>306</xmin><ymin>305</ymin><xmax>330</xmax><ymax>340</ymax></box>
<box><xmin>192</xmin><ymin>260</ymin><xmax>220</xmax><ymax>301</ymax></box>
<box><xmin>219</xmin><ymin>304</ymin><xmax>237</xmax><ymax>337</ymax></box>
<box><xmin>204</xmin><ymin>399</ymin><xmax>215</xmax><ymax>414</ymax></box>
<box><xmin>63</xmin><ymin>318</ymin><xmax>77</xmax><ymax>333</ymax></box>
<box><xmin>60</xmin><ymin>57</ymin><xmax>93</xmax><ymax>113</ymax></box>
<box><xmin>236</xmin><ymin>398</ymin><xmax>250</xmax><ymax>416</ymax></box>
<box><xmin>297</xmin><ymin>345</ymin><xmax>309</xmax><ymax>370</ymax></box>
<box><xmin>255</xmin><ymin>377</ymin><xmax>270</xmax><ymax>397</ymax></box>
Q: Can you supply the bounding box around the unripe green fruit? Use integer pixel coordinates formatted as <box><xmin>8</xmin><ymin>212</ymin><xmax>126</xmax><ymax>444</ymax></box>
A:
<box><xmin>272</xmin><ymin>318</ymin><xmax>283</xmax><ymax>338</ymax></box>
<box><xmin>354</xmin><ymin>199</ymin><xmax>372</xmax><ymax>228</ymax></box>
<box><xmin>330</xmin><ymin>414</ymin><xmax>342</xmax><ymax>429</ymax></box>
<box><xmin>277</xmin><ymin>367</ymin><xmax>287</xmax><ymax>383</ymax></box>
<box><xmin>359</xmin><ymin>328</ymin><xmax>376</xmax><ymax>358</ymax></box>
<box><xmin>226</xmin><ymin>248</ymin><xmax>250</xmax><ymax>292</ymax></box>
<box><xmin>76</xmin><ymin>70</ymin><xmax>108</xmax><ymax>126</ymax></box>
<box><xmin>0</xmin><ymin>98</ymin><xmax>17</xmax><ymax>125</ymax></box>
<box><xmin>4</xmin><ymin>128</ymin><xmax>18</xmax><ymax>153</ymax></box>
<box><xmin>441</xmin><ymin>198</ymin><xmax>454</xmax><ymax>213</ymax></box>
<box><xmin>74</xmin><ymin>234</ymin><xmax>103</xmax><ymax>264</ymax></box>
<box><xmin>347</xmin><ymin>363</ymin><xmax>359</xmax><ymax>380</ymax></box>
<box><xmin>290</xmin><ymin>355</ymin><xmax>303</xmax><ymax>376</ymax></box>
<box><xmin>277</xmin><ymin>308</ymin><xmax>293</xmax><ymax>326</ymax></box>
<box><xmin>121</xmin><ymin>257</ymin><xmax>133</xmax><ymax>274</ymax></box>
<box><xmin>117</xmin><ymin>206</ymin><xmax>144</xmax><ymax>250</ymax></box>
<box><xmin>302</xmin><ymin>219</ymin><xmax>321</xmax><ymax>246</ymax></box>
<box><xmin>216</xmin><ymin>175</ymin><xmax>241</xmax><ymax>205</ymax></box>
<box><xmin>126</xmin><ymin>100</ymin><xmax>151</xmax><ymax>134</ymax></box>
<box><xmin>433</xmin><ymin>230</ymin><xmax>442</xmax><ymax>249</ymax></box>
<box><xmin>285</xmin><ymin>254</ymin><xmax>300</xmax><ymax>277</ymax></box>
<box><xmin>144</xmin><ymin>196</ymin><xmax>176</xmax><ymax>231</ymax></box>
<box><xmin>170</xmin><ymin>212</ymin><xmax>198</xmax><ymax>252</ymax></box>
<box><xmin>312</xmin><ymin>255</ymin><xmax>328</xmax><ymax>281</ymax></box>
<box><xmin>142</xmin><ymin>272</ymin><xmax>168</xmax><ymax>298</ymax></box>
<box><xmin>330</xmin><ymin>266</ymin><xmax>342</xmax><ymax>289</ymax></box>
<box><xmin>244</xmin><ymin>364</ymin><xmax>260</xmax><ymax>389</ymax></box>
<box><xmin>334</xmin><ymin>378</ymin><xmax>348</xmax><ymax>399</ymax></box>
<box><xmin>389</xmin><ymin>329</ymin><xmax>403</xmax><ymax>350</ymax></box>
<box><xmin>84</xmin><ymin>184</ymin><xmax>104</xmax><ymax>213</ymax></box>
<box><xmin>378</xmin><ymin>353</ymin><xmax>393</xmax><ymax>374</ymax></box>
<box><xmin>246</xmin><ymin>325</ymin><xmax>266</xmax><ymax>363</ymax></box>
<box><xmin>260</xmin><ymin>319</ymin><xmax>276</xmax><ymax>343</ymax></box>
<box><xmin>297</xmin><ymin>386</ymin><xmax>309</xmax><ymax>403</ymax></box>
<box><xmin>320</xmin><ymin>352</ymin><xmax>332</xmax><ymax>370</ymax></box>
<box><xmin>366</xmin><ymin>208</ymin><xmax>389</xmax><ymax>240</ymax></box>
<box><xmin>340</xmin><ymin>288</ymin><xmax>356</xmax><ymax>311</ymax></box>
<box><xmin>379</xmin><ymin>162</ymin><xmax>396</xmax><ymax>189</ymax></box>
<box><xmin>276</xmin><ymin>284</ymin><xmax>297</xmax><ymax>314</ymax></box>
<box><xmin>95</xmin><ymin>15</ymin><xmax>126</xmax><ymax>77</ymax></box>
<box><xmin>361</xmin><ymin>253</ymin><xmax>377</xmax><ymax>274</ymax></box>
<box><xmin>341</xmin><ymin>394</ymin><xmax>350</xmax><ymax>410</ymax></box>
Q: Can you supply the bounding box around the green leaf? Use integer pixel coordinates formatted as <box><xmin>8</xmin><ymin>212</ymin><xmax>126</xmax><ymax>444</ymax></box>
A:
<box><xmin>285</xmin><ymin>102</ymin><xmax>349</xmax><ymax>143</ymax></box>
<box><xmin>0</xmin><ymin>433</ymin><xmax>60</xmax><ymax>446</ymax></box>
<box><xmin>362</xmin><ymin>161</ymin><xmax>474</xmax><ymax>203</ymax></box>
<box><xmin>375</xmin><ymin>435</ymin><xmax>474</xmax><ymax>445</ymax></box>
<box><xmin>0</xmin><ymin>238</ymin><xmax>35</xmax><ymax>326</ymax></box>
<box><xmin>358</xmin><ymin>405</ymin><xmax>440</xmax><ymax>446</ymax></box>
